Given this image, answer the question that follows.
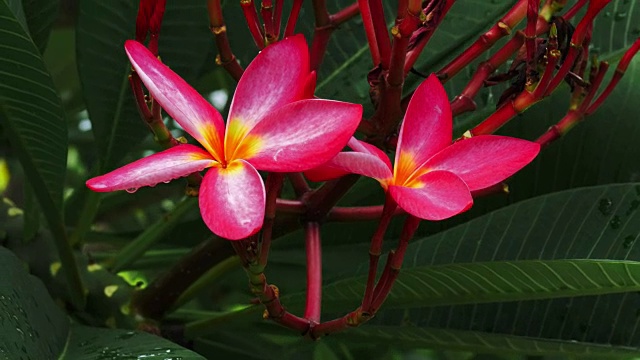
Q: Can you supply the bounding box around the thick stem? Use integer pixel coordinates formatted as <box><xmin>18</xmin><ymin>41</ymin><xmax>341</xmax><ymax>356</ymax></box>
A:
<box><xmin>304</xmin><ymin>222</ymin><xmax>322</xmax><ymax>323</ymax></box>
<box><xmin>273</xmin><ymin>0</ymin><xmax>284</xmax><ymax>39</ymax></box>
<box><xmin>304</xmin><ymin>174</ymin><xmax>360</xmax><ymax>221</ymax></box>
<box><xmin>470</xmin><ymin>90</ymin><xmax>537</xmax><ymax>135</ymax></box>
<box><xmin>310</xmin><ymin>2</ymin><xmax>361</xmax><ymax>71</ymax></box>
<box><xmin>327</xmin><ymin>204</ymin><xmax>404</xmax><ymax>221</ymax></box>
<box><xmin>132</xmin><ymin>237</ymin><xmax>233</xmax><ymax>319</ymax></box>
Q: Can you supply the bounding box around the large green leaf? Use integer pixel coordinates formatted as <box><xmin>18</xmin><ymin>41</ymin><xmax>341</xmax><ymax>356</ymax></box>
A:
<box><xmin>311</xmin><ymin>183</ymin><xmax>640</xmax><ymax>353</ymax></box>
<box><xmin>21</xmin><ymin>0</ymin><xmax>58</xmax><ymax>53</ymax></box>
<box><xmin>77</xmin><ymin>0</ymin><xmax>213</xmax><ymax>172</ymax></box>
<box><xmin>0</xmin><ymin>246</ymin><xmax>205</xmax><ymax>359</ymax></box>
<box><xmin>0</xmin><ymin>246</ymin><xmax>69</xmax><ymax>359</ymax></box>
<box><xmin>308</xmin><ymin>260</ymin><xmax>640</xmax><ymax>310</ymax></box>
<box><xmin>334</xmin><ymin>326</ymin><xmax>640</xmax><ymax>358</ymax></box>
<box><xmin>0</xmin><ymin>0</ymin><xmax>79</xmax><ymax>302</ymax></box>
<box><xmin>0</xmin><ymin>0</ymin><xmax>67</xmax><ymax>214</ymax></box>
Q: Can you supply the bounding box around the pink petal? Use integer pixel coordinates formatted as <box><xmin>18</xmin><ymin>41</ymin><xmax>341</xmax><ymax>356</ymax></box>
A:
<box><xmin>125</xmin><ymin>40</ymin><xmax>225</xmax><ymax>160</ymax></box>
<box><xmin>241</xmin><ymin>99</ymin><xmax>362</xmax><ymax>172</ymax></box>
<box><xmin>424</xmin><ymin>135</ymin><xmax>540</xmax><ymax>191</ymax></box>
<box><xmin>227</xmin><ymin>34</ymin><xmax>310</xmax><ymax>135</ymax></box>
<box><xmin>304</xmin><ymin>151</ymin><xmax>392</xmax><ymax>182</ymax></box>
<box><xmin>86</xmin><ymin>144</ymin><xmax>214</xmax><ymax>192</ymax></box>
<box><xmin>389</xmin><ymin>170</ymin><xmax>472</xmax><ymax>221</ymax></box>
<box><xmin>394</xmin><ymin>74</ymin><xmax>451</xmax><ymax>180</ymax></box>
<box><xmin>348</xmin><ymin>138</ymin><xmax>393</xmax><ymax>170</ymax></box>
<box><xmin>199</xmin><ymin>160</ymin><xmax>266</xmax><ymax>240</ymax></box>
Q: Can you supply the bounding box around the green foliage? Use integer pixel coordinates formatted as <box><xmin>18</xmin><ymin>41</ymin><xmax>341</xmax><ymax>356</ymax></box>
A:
<box><xmin>2</xmin><ymin>0</ymin><xmax>640</xmax><ymax>358</ymax></box>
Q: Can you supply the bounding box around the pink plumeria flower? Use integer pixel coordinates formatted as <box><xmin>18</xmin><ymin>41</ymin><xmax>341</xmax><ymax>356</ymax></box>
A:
<box><xmin>306</xmin><ymin>75</ymin><xmax>540</xmax><ymax>220</ymax></box>
<box><xmin>87</xmin><ymin>35</ymin><xmax>362</xmax><ymax>240</ymax></box>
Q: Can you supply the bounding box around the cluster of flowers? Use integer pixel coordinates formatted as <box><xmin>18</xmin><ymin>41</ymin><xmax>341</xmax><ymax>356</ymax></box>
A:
<box><xmin>87</xmin><ymin>35</ymin><xmax>539</xmax><ymax>240</ymax></box>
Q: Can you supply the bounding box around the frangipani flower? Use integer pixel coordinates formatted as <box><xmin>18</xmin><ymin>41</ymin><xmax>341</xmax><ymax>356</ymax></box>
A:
<box><xmin>87</xmin><ymin>35</ymin><xmax>362</xmax><ymax>240</ymax></box>
<box><xmin>306</xmin><ymin>75</ymin><xmax>540</xmax><ymax>220</ymax></box>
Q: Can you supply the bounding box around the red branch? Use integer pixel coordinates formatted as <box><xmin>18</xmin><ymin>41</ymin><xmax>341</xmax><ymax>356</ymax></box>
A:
<box><xmin>304</xmin><ymin>222</ymin><xmax>323</xmax><ymax>323</ymax></box>
<box><xmin>241</xmin><ymin>0</ymin><xmax>265</xmax><ymax>49</ymax></box>
<box><xmin>207</xmin><ymin>0</ymin><xmax>244</xmax><ymax>81</ymax></box>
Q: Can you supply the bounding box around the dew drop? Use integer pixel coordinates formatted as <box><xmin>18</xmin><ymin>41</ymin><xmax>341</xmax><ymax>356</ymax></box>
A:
<box><xmin>125</xmin><ymin>188</ymin><xmax>138</xmax><ymax>194</ymax></box>
<box><xmin>623</xmin><ymin>235</ymin><xmax>636</xmax><ymax>249</ymax></box>
<box><xmin>615</xmin><ymin>11</ymin><xmax>627</xmax><ymax>21</ymax></box>
<box><xmin>610</xmin><ymin>215</ymin><xmax>621</xmax><ymax>230</ymax></box>
<box><xmin>598</xmin><ymin>198</ymin><xmax>613</xmax><ymax>216</ymax></box>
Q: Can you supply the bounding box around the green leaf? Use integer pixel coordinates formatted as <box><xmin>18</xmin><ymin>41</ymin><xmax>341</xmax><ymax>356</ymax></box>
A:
<box><xmin>0</xmin><ymin>246</ymin><xmax>205</xmax><ymax>359</ymax></box>
<box><xmin>77</xmin><ymin>0</ymin><xmax>214</xmax><ymax>172</ymax></box>
<box><xmin>60</xmin><ymin>325</ymin><xmax>205</xmax><ymax>360</ymax></box>
<box><xmin>21</xmin><ymin>0</ymin><xmax>58</xmax><ymax>53</ymax></box>
<box><xmin>387</xmin><ymin>184</ymin><xmax>640</xmax><ymax>350</ymax></box>
<box><xmin>0</xmin><ymin>0</ymin><xmax>67</xmax><ymax>215</ymax></box>
<box><xmin>335</xmin><ymin>326</ymin><xmax>640</xmax><ymax>358</ymax></box>
<box><xmin>308</xmin><ymin>260</ymin><xmax>640</xmax><ymax>310</ymax></box>
<box><xmin>0</xmin><ymin>246</ymin><xmax>69</xmax><ymax>359</ymax></box>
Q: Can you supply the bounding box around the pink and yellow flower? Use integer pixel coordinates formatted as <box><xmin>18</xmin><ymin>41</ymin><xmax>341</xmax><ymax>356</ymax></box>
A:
<box><xmin>87</xmin><ymin>35</ymin><xmax>362</xmax><ymax>240</ymax></box>
<box><xmin>306</xmin><ymin>74</ymin><xmax>540</xmax><ymax>220</ymax></box>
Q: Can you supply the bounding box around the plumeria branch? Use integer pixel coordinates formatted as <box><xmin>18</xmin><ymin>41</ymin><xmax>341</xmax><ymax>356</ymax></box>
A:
<box><xmin>304</xmin><ymin>222</ymin><xmax>323</xmax><ymax>323</ymax></box>
<box><xmin>207</xmin><ymin>0</ymin><xmax>244</xmax><ymax>81</ymax></box>
<box><xmin>309</xmin><ymin>1</ymin><xmax>361</xmax><ymax>71</ymax></box>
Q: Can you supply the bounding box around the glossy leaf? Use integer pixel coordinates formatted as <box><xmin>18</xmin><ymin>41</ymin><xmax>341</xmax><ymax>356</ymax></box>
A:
<box><xmin>21</xmin><ymin>0</ymin><xmax>58</xmax><ymax>53</ymax></box>
<box><xmin>335</xmin><ymin>326</ymin><xmax>640</xmax><ymax>358</ymax></box>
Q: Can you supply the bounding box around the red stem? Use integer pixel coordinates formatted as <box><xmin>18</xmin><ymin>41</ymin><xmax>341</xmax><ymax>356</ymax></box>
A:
<box><xmin>361</xmin><ymin>194</ymin><xmax>397</xmax><ymax>312</ymax></box>
<box><xmin>525</xmin><ymin>0</ymin><xmax>539</xmax><ymax>77</ymax></box>
<box><xmin>287</xmin><ymin>172</ymin><xmax>310</xmax><ymax>197</ymax></box>
<box><xmin>304</xmin><ymin>222</ymin><xmax>323</xmax><ymax>323</ymax></box>
<box><xmin>545</xmin><ymin>1</ymin><xmax>610</xmax><ymax>95</ymax></box>
<box><xmin>369</xmin><ymin>215</ymin><xmax>420</xmax><ymax>312</ymax></box>
<box><xmin>403</xmin><ymin>0</ymin><xmax>456</xmax><ymax>74</ymax></box>
<box><xmin>359</xmin><ymin>0</ymin><xmax>380</xmax><ymax>64</ymax></box>
<box><xmin>562</xmin><ymin>0</ymin><xmax>587</xmax><ymax>20</ymax></box>
<box><xmin>207</xmin><ymin>0</ymin><xmax>244</xmax><ymax>81</ymax></box>
<box><xmin>437</xmin><ymin>0</ymin><xmax>528</xmax><ymax>81</ymax></box>
<box><xmin>284</xmin><ymin>0</ymin><xmax>303</xmax><ymax>37</ymax></box>
<box><xmin>587</xmin><ymin>37</ymin><xmax>640</xmax><ymax>114</ymax></box>
<box><xmin>241</xmin><ymin>0</ymin><xmax>265</xmax><ymax>49</ymax></box>
<box><xmin>450</xmin><ymin>32</ymin><xmax>525</xmax><ymax>116</ymax></box>
<box><xmin>273</xmin><ymin>0</ymin><xmax>284</xmax><ymax>39</ymax></box>
<box><xmin>328</xmin><ymin>205</ymin><xmax>405</xmax><ymax>221</ymax></box>
<box><xmin>259</xmin><ymin>173</ymin><xmax>285</xmax><ymax>267</ymax></box>
<box><xmin>369</xmin><ymin>0</ymin><xmax>392</xmax><ymax>69</ymax></box>
<box><xmin>261</xmin><ymin>0</ymin><xmax>276</xmax><ymax>42</ymax></box>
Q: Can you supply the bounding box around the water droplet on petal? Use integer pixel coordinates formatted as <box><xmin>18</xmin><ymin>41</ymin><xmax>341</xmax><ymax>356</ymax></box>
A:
<box><xmin>126</xmin><ymin>188</ymin><xmax>138</xmax><ymax>193</ymax></box>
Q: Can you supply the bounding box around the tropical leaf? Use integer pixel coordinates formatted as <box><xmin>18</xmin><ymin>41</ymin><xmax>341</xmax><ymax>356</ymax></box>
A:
<box><xmin>0</xmin><ymin>246</ymin><xmax>205</xmax><ymax>359</ymax></box>
<box><xmin>21</xmin><ymin>0</ymin><xmax>58</xmax><ymax>53</ymax></box>
<box><xmin>307</xmin><ymin>260</ymin><xmax>640</xmax><ymax>310</ymax></box>
<box><xmin>334</xmin><ymin>326</ymin><xmax>640</xmax><ymax>358</ymax></box>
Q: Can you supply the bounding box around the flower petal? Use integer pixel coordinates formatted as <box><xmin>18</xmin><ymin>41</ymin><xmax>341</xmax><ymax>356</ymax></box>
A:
<box><xmin>86</xmin><ymin>144</ymin><xmax>214</xmax><ymax>192</ymax></box>
<box><xmin>199</xmin><ymin>160</ymin><xmax>265</xmax><ymax>240</ymax></box>
<box><xmin>394</xmin><ymin>74</ymin><xmax>451</xmax><ymax>182</ymax></box>
<box><xmin>348</xmin><ymin>138</ymin><xmax>393</xmax><ymax>170</ymax></box>
<box><xmin>125</xmin><ymin>40</ymin><xmax>225</xmax><ymax>160</ymax></box>
<box><xmin>227</xmin><ymin>34</ymin><xmax>310</xmax><ymax>135</ymax></box>
<box><xmin>304</xmin><ymin>151</ymin><xmax>393</xmax><ymax>182</ymax></box>
<box><xmin>240</xmin><ymin>99</ymin><xmax>362</xmax><ymax>172</ymax></box>
<box><xmin>389</xmin><ymin>170</ymin><xmax>472</xmax><ymax>221</ymax></box>
<box><xmin>424</xmin><ymin>135</ymin><xmax>540</xmax><ymax>191</ymax></box>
